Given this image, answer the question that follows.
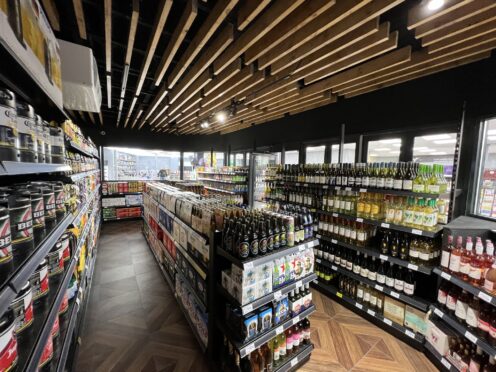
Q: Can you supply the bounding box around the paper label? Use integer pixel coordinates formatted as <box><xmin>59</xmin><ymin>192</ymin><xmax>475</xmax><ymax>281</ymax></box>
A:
<box><xmin>332</xmin><ymin>265</ymin><xmax>337</xmax><ymax>271</ymax></box>
<box><xmin>276</xmin><ymin>326</ymin><xmax>284</xmax><ymax>335</ymax></box>
<box><xmin>390</xmin><ymin>291</ymin><xmax>400</xmax><ymax>299</ymax></box>
<box><xmin>245</xmin><ymin>343</ymin><xmax>255</xmax><ymax>354</ymax></box>
<box><xmin>379</xmin><ymin>255</ymin><xmax>389</xmax><ymax>261</ymax></box>
<box><xmin>356</xmin><ymin>302</ymin><xmax>363</xmax><ymax>309</ymax></box>
<box><xmin>405</xmin><ymin>330</ymin><xmax>415</xmax><ymax>339</ymax></box>
<box><xmin>316</xmin><ymin>259</ymin><xmax>322</xmax><ymax>264</ymax></box>
<box><xmin>337</xmin><ymin>292</ymin><xmax>343</xmax><ymax>298</ymax></box>
<box><xmin>331</xmin><ymin>239</ymin><xmax>337</xmax><ymax>244</ymax></box>
<box><xmin>243</xmin><ymin>304</ymin><xmax>253</xmax><ymax>314</ymax></box>
<box><xmin>434</xmin><ymin>307</ymin><xmax>444</xmax><ymax>318</ymax></box>
<box><xmin>411</xmin><ymin>229</ymin><xmax>423</xmax><ymax>236</ymax></box>
<box><xmin>244</xmin><ymin>262</ymin><xmax>254</xmax><ymax>269</ymax></box>
<box><xmin>441</xmin><ymin>358</ymin><xmax>451</xmax><ymax>369</ymax></box>
<box><xmin>356</xmin><ymin>218</ymin><xmax>363</xmax><ymax>223</ymax></box>
<box><xmin>274</xmin><ymin>290</ymin><xmax>282</xmax><ymax>300</ymax></box>
<box><xmin>291</xmin><ymin>358</ymin><xmax>298</xmax><ymax>367</ymax></box>
<box><xmin>292</xmin><ymin>316</ymin><xmax>300</xmax><ymax>325</ymax></box>
<box><xmin>375</xmin><ymin>285</ymin><xmax>383</xmax><ymax>291</ymax></box>
<box><xmin>367</xmin><ymin>309</ymin><xmax>375</xmax><ymax>316</ymax></box>
<box><xmin>381</xmin><ymin>223</ymin><xmax>390</xmax><ymax>228</ymax></box>
<box><xmin>407</xmin><ymin>263</ymin><xmax>419</xmax><ymax>271</ymax></box>
<box><xmin>296</xmin><ymin>281</ymin><xmax>302</xmax><ymax>288</ymax></box>
<box><xmin>383</xmin><ymin>318</ymin><xmax>392</xmax><ymax>326</ymax></box>
<box><xmin>478</xmin><ymin>291</ymin><xmax>492</xmax><ymax>304</ymax></box>
<box><xmin>441</xmin><ymin>272</ymin><xmax>451</xmax><ymax>281</ymax></box>
<box><xmin>316</xmin><ymin>234</ymin><xmax>322</xmax><ymax>239</ymax></box>
<box><xmin>359</xmin><ymin>188</ymin><xmax>367</xmax><ymax>193</ymax></box>
<box><xmin>465</xmin><ymin>331</ymin><xmax>477</xmax><ymax>344</ymax></box>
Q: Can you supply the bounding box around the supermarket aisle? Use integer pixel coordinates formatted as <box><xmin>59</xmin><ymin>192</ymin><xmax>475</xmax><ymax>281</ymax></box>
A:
<box><xmin>75</xmin><ymin>221</ymin><xmax>208</xmax><ymax>372</ymax></box>
<box><xmin>301</xmin><ymin>290</ymin><xmax>436</xmax><ymax>372</ymax></box>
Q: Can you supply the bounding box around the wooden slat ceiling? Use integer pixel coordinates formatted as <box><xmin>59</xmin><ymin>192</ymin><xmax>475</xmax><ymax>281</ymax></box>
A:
<box><xmin>43</xmin><ymin>0</ymin><xmax>495</xmax><ymax>135</ymax></box>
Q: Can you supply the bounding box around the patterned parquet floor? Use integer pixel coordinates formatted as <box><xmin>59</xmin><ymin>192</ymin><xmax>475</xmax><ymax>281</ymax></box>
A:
<box><xmin>75</xmin><ymin>221</ymin><xmax>437</xmax><ymax>372</ymax></box>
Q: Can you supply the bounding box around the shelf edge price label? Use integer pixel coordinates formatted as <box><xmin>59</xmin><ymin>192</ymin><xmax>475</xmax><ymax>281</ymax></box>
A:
<box><xmin>405</xmin><ymin>329</ymin><xmax>416</xmax><ymax>339</ymax></box>
<box><xmin>381</xmin><ymin>223</ymin><xmax>390</xmax><ymax>228</ymax></box>
<box><xmin>276</xmin><ymin>326</ymin><xmax>284</xmax><ymax>335</ymax></box>
<box><xmin>359</xmin><ymin>188</ymin><xmax>367</xmax><ymax>193</ymax></box>
<box><xmin>331</xmin><ymin>265</ymin><xmax>337</xmax><ymax>271</ymax></box>
<box><xmin>433</xmin><ymin>308</ymin><xmax>444</xmax><ymax>318</ymax></box>
<box><xmin>332</xmin><ymin>213</ymin><xmax>338</xmax><ymax>218</ymax></box>
<box><xmin>383</xmin><ymin>318</ymin><xmax>393</xmax><ymax>326</ymax></box>
<box><xmin>375</xmin><ymin>284</ymin><xmax>383</xmax><ymax>292</ymax></box>
<box><xmin>299</xmin><ymin>244</ymin><xmax>307</xmax><ymax>252</ymax></box>
<box><xmin>465</xmin><ymin>331</ymin><xmax>477</xmax><ymax>344</ymax></box>
<box><xmin>304</xmin><ymin>184</ymin><xmax>308</xmax><ymax>187</ymax></box>
<box><xmin>478</xmin><ymin>291</ymin><xmax>493</xmax><ymax>304</ymax></box>
<box><xmin>390</xmin><ymin>291</ymin><xmax>400</xmax><ymax>299</ymax></box>
<box><xmin>440</xmin><ymin>271</ymin><xmax>451</xmax><ymax>281</ymax></box>
<box><xmin>337</xmin><ymin>292</ymin><xmax>343</xmax><ymax>298</ymax></box>
<box><xmin>291</xmin><ymin>357</ymin><xmax>298</xmax><ymax>367</ymax></box>
<box><xmin>244</xmin><ymin>262</ymin><xmax>254</xmax><ymax>270</ymax></box>
<box><xmin>245</xmin><ymin>343</ymin><xmax>255</xmax><ymax>355</ymax></box>
<box><xmin>316</xmin><ymin>259</ymin><xmax>322</xmax><ymax>264</ymax></box>
<box><xmin>243</xmin><ymin>304</ymin><xmax>253</xmax><ymax>314</ymax></box>
<box><xmin>367</xmin><ymin>309</ymin><xmax>375</xmax><ymax>316</ymax></box>
<box><xmin>296</xmin><ymin>280</ymin><xmax>303</xmax><ymax>288</ymax></box>
<box><xmin>441</xmin><ymin>358</ymin><xmax>451</xmax><ymax>369</ymax></box>
<box><xmin>379</xmin><ymin>255</ymin><xmax>389</xmax><ymax>261</ymax></box>
<box><xmin>407</xmin><ymin>263</ymin><xmax>419</xmax><ymax>271</ymax></box>
<box><xmin>274</xmin><ymin>290</ymin><xmax>283</xmax><ymax>301</ymax></box>
<box><xmin>292</xmin><ymin>316</ymin><xmax>300</xmax><ymax>325</ymax></box>
<box><xmin>356</xmin><ymin>218</ymin><xmax>363</xmax><ymax>223</ymax></box>
<box><xmin>345</xmin><ymin>187</ymin><xmax>352</xmax><ymax>191</ymax></box>
<box><xmin>331</xmin><ymin>239</ymin><xmax>337</xmax><ymax>244</ymax></box>
<box><xmin>355</xmin><ymin>302</ymin><xmax>363</xmax><ymax>310</ymax></box>
<box><xmin>412</xmin><ymin>229</ymin><xmax>423</xmax><ymax>236</ymax></box>
<box><xmin>335</xmin><ymin>186</ymin><xmax>341</xmax><ymax>190</ymax></box>
<box><xmin>316</xmin><ymin>234</ymin><xmax>322</xmax><ymax>239</ymax></box>
<box><xmin>323</xmin><ymin>185</ymin><xmax>328</xmax><ymax>189</ymax></box>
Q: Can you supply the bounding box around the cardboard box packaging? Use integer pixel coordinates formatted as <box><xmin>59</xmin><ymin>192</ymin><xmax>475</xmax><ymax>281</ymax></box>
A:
<box><xmin>404</xmin><ymin>305</ymin><xmax>428</xmax><ymax>335</ymax></box>
<box><xmin>426</xmin><ymin>319</ymin><xmax>456</xmax><ymax>356</ymax></box>
<box><xmin>383</xmin><ymin>296</ymin><xmax>405</xmax><ymax>325</ymax></box>
<box><xmin>231</xmin><ymin>264</ymin><xmax>256</xmax><ymax>287</ymax></box>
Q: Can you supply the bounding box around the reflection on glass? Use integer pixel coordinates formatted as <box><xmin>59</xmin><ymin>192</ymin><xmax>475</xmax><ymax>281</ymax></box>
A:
<box><xmin>274</xmin><ymin>152</ymin><xmax>282</xmax><ymax>164</ymax></box>
<box><xmin>413</xmin><ymin>133</ymin><xmax>456</xmax><ymax>177</ymax></box>
<box><xmin>367</xmin><ymin>139</ymin><xmax>401</xmax><ymax>163</ymax></box>
<box><xmin>285</xmin><ymin>150</ymin><xmax>299</xmax><ymax>165</ymax></box>
<box><xmin>476</xmin><ymin>119</ymin><xmax>496</xmax><ymax>218</ymax></box>
<box><xmin>235</xmin><ymin>153</ymin><xmax>244</xmax><ymax>166</ymax></box>
<box><xmin>183</xmin><ymin>151</ymin><xmax>210</xmax><ymax>180</ymax></box>
<box><xmin>306</xmin><ymin>145</ymin><xmax>325</xmax><ymax>164</ymax></box>
<box><xmin>331</xmin><ymin>143</ymin><xmax>356</xmax><ymax>163</ymax></box>
<box><xmin>103</xmin><ymin>147</ymin><xmax>180</xmax><ymax>180</ymax></box>
<box><xmin>246</xmin><ymin>152</ymin><xmax>250</xmax><ymax>166</ymax></box>
<box><xmin>229</xmin><ymin>154</ymin><xmax>234</xmax><ymax>166</ymax></box>
<box><xmin>214</xmin><ymin>152</ymin><xmax>225</xmax><ymax>167</ymax></box>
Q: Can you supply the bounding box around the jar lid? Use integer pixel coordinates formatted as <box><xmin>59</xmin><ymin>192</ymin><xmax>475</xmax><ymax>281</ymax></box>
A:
<box><xmin>16</xmin><ymin>101</ymin><xmax>35</xmax><ymax>119</ymax></box>
<box><xmin>0</xmin><ymin>89</ymin><xmax>16</xmax><ymax>110</ymax></box>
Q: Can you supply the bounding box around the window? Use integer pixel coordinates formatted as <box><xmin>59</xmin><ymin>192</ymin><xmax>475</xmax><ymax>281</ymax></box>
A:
<box><xmin>306</xmin><ymin>145</ymin><xmax>325</xmax><ymax>164</ymax></box>
<box><xmin>331</xmin><ymin>143</ymin><xmax>356</xmax><ymax>163</ymax></box>
<box><xmin>103</xmin><ymin>147</ymin><xmax>180</xmax><ymax>180</ymax></box>
<box><xmin>229</xmin><ymin>154</ymin><xmax>234</xmax><ymax>166</ymax></box>
<box><xmin>413</xmin><ymin>133</ymin><xmax>457</xmax><ymax>177</ymax></box>
<box><xmin>213</xmin><ymin>152</ymin><xmax>225</xmax><ymax>167</ymax></box>
<box><xmin>475</xmin><ymin>118</ymin><xmax>496</xmax><ymax>218</ymax></box>
<box><xmin>274</xmin><ymin>152</ymin><xmax>282</xmax><ymax>164</ymax></box>
<box><xmin>367</xmin><ymin>138</ymin><xmax>402</xmax><ymax>163</ymax></box>
<box><xmin>235</xmin><ymin>153</ymin><xmax>244</xmax><ymax>166</ymax></box>
<box><xmin>246</xmin><ymin>152</ymin><xmax>251</xmax><ymax>166</ymax></box>
<box><xmin>285</xmin><ymin>150</ymin><xmax>299</xmax><ymax>165</ymax></box>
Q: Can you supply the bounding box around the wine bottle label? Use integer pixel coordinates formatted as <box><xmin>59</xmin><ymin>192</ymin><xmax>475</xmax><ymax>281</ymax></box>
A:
<box><xmin>419</xmin><ymin>252</ymin><xmax>430</xmax><ymax>262</ymax></box>
<box><xmin>454</xmin><ymin>301</ymin><xmax>468</xmax><ymax>320</ymax></box>
<box><xmin>239</xmin><ymin>242</ymin><xmax>249</xmax><ymax>258</ymax></box>
<box><xmin>484</xmin><ymin>278</ymin><xmax>496</xmax><ymax>292</ymax></box>
<box><xmin>449</xmin><ymin>255</ymin><xmax>461</xmax><ymax>273</ymax></box>
<box><xmin>440</xmin><ymin>251</ymin><xmax>450</xmax><ymax>268</ymax></box>
<box><xmin>386</xmin><ymin>277</ymin><xmax>394</xmax><ymax>287</ymax></box>
<box><xmin>350</xmin><ymin>230</ymin><xmax>357</xmax><ymax>241</ymax></box>
<box><xmin>404</xmin><ymin>210</ymin><xmax>414</xmax><ymax>224</ymax></box>
<box><xmin>362</xmin><ymin>177</ymin><xmax>369</xmax><ymax>187</ymax></box>
<box><xmin>413</xmin><ymin>212</ymin><xmax>424</xmax><ymax>226</ymax></box>
<box><xmin>376</xmin><ymin>178</ymin><xmax>385</xmax><ymax>188</ymax></box>
<box><xmin>357</xmin><ymin>288</ymin><xmax>364</xmax><ymax>299</ymax></box>
<box><xmin>402</xmin><ymin>180</ymin><xmax>413</xmax><ymax>191</ymax></box>
<box><xmin>409</xmin><ymin>249</ymin><xmax>419</xmax><ymax>258</ymax></box>
<box><xmin>328</xmin><ymin>199</ymin><xmax>334</xmax><ymax>208</ymax></box>
<box><xmin>364</xmin><ymin>292</ymin><xmax>370</xmax><ymax>302</ymax></box>
<box><xmin>423</xmin><ymin>213</ymin><xmax>437</xmax><ymax>228</ymax></box>
<box><xmin>342</xmin><ymin>177</ymin><xmax>348</xmax><ymax>185</ymax></box>
<box><xmin>466</xmin><ymin>308</ymin><xmax>479</xmax><ymax>327</ymax></box>
<box><xmin>329</xmin><ymin>254</ymin><xmax>335</xmax><ymax>262</ymax></box>
<box><xmin>404</xmin><ymin>282</ymin><xmax>414</xmax><ymax>295</ymax></box>
<box><xmin>446</xmin><ymin>295</ymin><xmax>457</xmax><ymax>310</ymax></box>
<box><xmin>393</xmin><ymin>179</ymin><xmax>403</xmax><ymax>190</ymax></box>
<box><xmin>490</xmin><ymin>324</ymin><xmax>496</xmax><ymax>340</ymax></box>
<box><xmin>360</xmin><ymin>267</ymin><xmax>368</xmax><ymax>277</ymax></box>
<box><xmin>386</xmin><ymin>209</ymin><xmax>395</xmax><ymax>222</ymax></box>
<box><xmin>459</xmin><ymin>261</ymin><xmax>471</xmax><ymax>275</ymax></box>
<box><xmin>412</xmin><ymin>184</ymin><xmax>425</xmax><ymax>192</ymax></box>
<box><xmin>370</xmin><ymin>295</ymin><xmax>377</xmax><ymax>306</ymax></box>
<box><xmin>479</xmin><ymin>318</ymin><xmax>490</xmax><ymax>332</ymax></box>
<box><xmin>385</xmin><ymin>179</ymin><xmax>394</xmax><ymax>189</ymax></box>
<box><xmin>377</xmin><ymin>273</ymin><xmax>386</xmax><ymax>284</ymax></box>
<box><xmin>369</xmin><ymin>177</ymin><xmax>377</xmax><ymax>188</ymax></box>
<box><xmin>353</xmin><ymin>265</ymin><xmax>360</xmax><ymax>274</ymax></box>
<box><xmin>394</xmin><ymin>209</ymin><xmax>403</xmax><ymax>223</ymax></box>
<box><xmin>323</xmin><ymin>252</ymin><xmax>329</xmax><ymax>260</ymax></box>
<box><xmin>339</xmin><ymin>226</ymin><xmax>345</xmax><ymax>236</ymax></box>
<box><xmin>428</xmin><ymin>185</ymin><xmax>441</xmax><ymax>194</ymax></box>
<box><xmin>346</xmin><ymin>261</ymin><xmax>353</xmax><ymax>271</ymax></box>
<box><xmin>344</xmin><ymin>228</ymin><xmax>351</xmax><ymax>239</ymax></box>
<box><xmin>469</xmin><ymin>266</ymin><xmax>482</xmax><ymax>280</ymax></box>
<box><xmin>357</xmin><ymin>232</ymin><xmax>366</xmax><ymax>242</ymax></box>
<box><xmin>394</xmin><ymin>279</ymin><xmax>404</xmax><ymax>292</ymax></box>
<box><xmin>437</xmin><ymin>289</ymin><xmax>447</xmax><ymax>304</ymax></box>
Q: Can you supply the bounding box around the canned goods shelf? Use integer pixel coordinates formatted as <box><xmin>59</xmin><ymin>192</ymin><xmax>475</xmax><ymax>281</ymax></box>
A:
<box><xmin>67</xmin><ymin>141</ymin><xmax>99</xmax><ymax>159</ymax></box>
<box><xmin>0</xmin><ymin>161</ymin><xmax>71</xmax><ymax>176</ymax></box>
<box><xmin>68</xmin><ymin>169</ymin><xmax>99</xmax><ymax>182</ymax></box>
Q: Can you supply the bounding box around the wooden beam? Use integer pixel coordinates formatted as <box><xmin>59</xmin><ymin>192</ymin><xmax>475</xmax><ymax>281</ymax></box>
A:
<box><xmin>257</xmin><ymin>0</ymin><xmax>379</xmax><ymax>70</ymax></box>
<box><xmin>244</xmin><ymin>73</ymin><xmax>294</xmax><ymax>104</ymax></box>
<box><xmin>168</xmin><ymin>0</ymin><xmax>239</xmax><ymax>89</ymax></box>
<box><xmin>421</xmin><ymin>7</ymin><xmax>496</xmax><ymax>47</ymax></box>
<box><xmin>407</xmin><ymin>0</ymin><xmax>473</xmax><ymax>30</ymax></box>
<box><xmin>345</xmin><ymin>52</ymin><xmax>490</xmax><ymax>98</ymax></box>
<box><xmin>168</xmin><ymin>92</ymin><xmax>203</xmax><ymax>120</ymax></box>
<box><xmin>73</xmin><ymin>0</ymin><xmax>87</xmax><ymax>40</ymax></box>
<box><xmin>135</xmin><ymin>0</ymin><xmax>173</xmax><ymax>97</ymax></box>
<box><xmin>168</xmin><ymin>24</ymin><xmax>234</xmax><ymax>104</ymax></box>
<box><xmin>203</xmin><ymin>58</ymin><xmax>243</xmax><ymax>96</ymax></box>
<box><xmin>104</xmin><ymin>0</ymin><xmax>111</xmax><ymax>70</ymax></box>
<box><xmin>243</xmin><ymin>0</ymin><xmax>336</xmax><ymax>65</ymax></box>
<box><xmin>88</xmin><ymin>112</ymin><xmax>96</xmax><ymax>125</ymax></box>
<box><xmin>237</xmin><ymin>0</ymin><xmax>271</xmax><ymax>31</ymax></box>
<box><xmin>99</xmin><ymin>112</ymin><xmax>104</xmax><ymax>126</ymax></box>
<box><xmin>155</xmin><ymin>0</ymin><xmax>198</xmax><ymax>86</ymax></box>
<box><xmin>125</xmin><ymin>0</ymin><xmax>140</xmax><ymax>65</ymax></box>
<box><xmin>167</xmin><ymin>68</ymin><xmax>213</xmax><ymax>117</ymax></box>
<box><xmin>303</xmin><ymin>31</ymin><xmax>400</xmax><ymax>85</ymax></box>
<box><xmin>414</xmin><ymin>0</ymin><xmax>496</xmax><ymax>39</ymax></box>
<box><xmin>41</xmin><ymin>0</ymin><xmax>60</xmax><ymax>31</ymax></box>
<box><xmin>213</xmin><ymin>0</ymin><xmax>306</xmax><ymax>74</ymax></box>
<box><xmin>271</xmin><ymin>18</ymin><xmax>379</xmax><ymax>75</ymax></box>
<box><xmin>427</xmin><ymin>21</ymin><xmax>496</xmax><ymax>54</ymax></box>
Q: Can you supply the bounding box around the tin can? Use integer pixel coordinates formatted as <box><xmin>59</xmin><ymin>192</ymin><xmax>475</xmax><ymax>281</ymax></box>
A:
<box><xmin>49</xmin><ymin>124</ymin><xmax>64</xmax><ymax>164</ymax></box>
<box><xmin>5</xmin><ymin>195</ymin><xmax>34</xmax><ymax>263</ymax></box>
<box><xmin>0</xmin><ymin>207</ymin><xmax>13</xmax><ymax>282</ymax></box>
<box><xmin>30</xmin><ymin>259</ymin><xmax>49</xmax><ymax>304</ymax></box>
<box><xmin>15</xmin><ymin>101</ymin><xmax>37</xmax><ymax>163</ymax></box>
<box><xmin>35</xmin><ymin>114</ymin><xmax>46</xmax><ymax>163</ymax></box>
<box><xmin>43</xmin><ymin>121</ymin><xmax>51</xmax><ymax>164</ymax></box>
<box><xmin>58</xmin><ymin>233</ymin><xmax>71</xmax><ymax>262</ymax></box>
<box><xmin>38</xmin><ymin>332</ymin><xmax>53</xmax><ymax>369</ymax></box>
<box><xmin>0</xmin><ymin>89</ymin><xmax>18</xmax><ymax>162</ymax></box>
<box><xmin>0</xmin><ymin>309</ymin><xmax>18</xmax><ymax>371</ymax></box>
<box><xmin>47</xmin><ymin>242</ymin><xmax>64</xmax><ymax>278</ymax></box>
<box><xmin>10</xmin><ymin>282</ymin><xmax>34</xmax><ymax>334</ymax></box>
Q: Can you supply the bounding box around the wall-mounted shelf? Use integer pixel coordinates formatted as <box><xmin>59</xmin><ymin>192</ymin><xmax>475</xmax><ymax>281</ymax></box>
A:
<box><xmin>0</xmin><ymin>161</ymin><xmax>71</xmax><ymax>176</ymax></box>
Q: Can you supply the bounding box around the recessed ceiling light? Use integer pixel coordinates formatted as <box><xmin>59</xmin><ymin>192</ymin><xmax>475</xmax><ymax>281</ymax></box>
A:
<box><xmin>427</xmin><ymin>0</ymin><xmax>445</xmax><ymax>11</ymax></box>
<box><xmin>379</xmin><ymin>139</ymin><xmax>401</xmax><ymax>144</ymax></box>
<box><xmin>433</xmin><ymin>139</ymin><xmax>457</xmax><ymax>144</ymax></box>
<box><xmin>200</xmin><ymin>120</ymin><xmax>209</xmax><ymax>129</ymax></box>
<box><xmin>422</xmin><ymin>134</ymin><xmax>451</xmax><ymax>140</ymax></box>
<box><xmin>216</xmin><ymin>111</ymin><xmax>227</xmax><ymax>123</ymax></box>
<box><xmin>373</xmin><ymin>148</ymin><xmax>391</xmax><ymax>152</ymax></box>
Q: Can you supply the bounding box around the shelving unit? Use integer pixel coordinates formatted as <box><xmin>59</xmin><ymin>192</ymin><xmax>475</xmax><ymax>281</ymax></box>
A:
<box><xmin>424</xmin><ymin>340</ymin><xmax>457</xmax><ymax>372</ymax></box>
<box><xmin>66</xmin><ymin>141</ymin><xmax>99</xmax><ymax>159</ymax></box>
<box><xmin>0</xmin><ymin>161</ymin><xmax>71</xmax><ymax>176</ymax></box>
<box><xmin>68</xmin><ymin>169</ymin><xmax>100</xmax><ymax>182</ymax></box>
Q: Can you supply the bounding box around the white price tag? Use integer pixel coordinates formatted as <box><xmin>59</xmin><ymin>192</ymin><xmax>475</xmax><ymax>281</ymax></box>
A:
<box><xmin>434</xmin><ymin>308</ymin><xmax>444</xmax><ymax>318</ymax></box>
<box><xmin>441</xmin><ymin>358</ymin><xmax>451</xmax><ymax>369</ymax></box>
<box><xmin>245</xmin><ymin>343</ymin><xmax>255</xmax><ymax>354</ymax></box>
<box><xmin>304</xmin><ymin>184</ymin><xmax>308</xmax><ymax>187</ymax></box>
<box><xmin>411</xmin><ymin>229</ymin><xmax>423</xmax><ymax>236</ymax></box>
<box><xmin>296</xmin><ymin>281</ymin><xmax>303</xmax><ymax>288</ymax></box>
<box><xmin>243</xmin><ymin>304</ymin><xmax>253</xmax><ymax>314</ymax></box>
<box><xmin>441</xmin><ymin>272</ymin><xmax>452</xmax><ymax>281</ymax></box>
<box><xmin>296</xmin><ymin>183</ymin><xmax>300</xmax><ymax>186</ymax></box>
<box><xmin>316</xmin><ymin>234</ymin><xmax>322</xmax><ymax>239</ymax></box>
<box><xmin>332</xmin><ymin>213</ymin><xmax>338</xmax><ymax>217</ymax></box>
<box><xmin>375</xmin><ymin>285</ymin><xmax>383</xmax><ymax>291</ymax></box>
<box><xmin>367</xmin><ymin>309</ymin><xmax>376</xmax><ymax>316</ymax></box>
<box><xmin>407</xmin><ymin>263</ymin><xmax>419</xmax><ymax>271</ymax></box>
<box><xmin>390</xmin><ymin>291</ymin><xmax>400</xmax><ymax>299</ymax></box>
<box><xmin>359</xmin><ymin>188</ymin><xmax>367</xmax><ymax>193</ymax></box>
<box><xmin>316</xmin><ymin>259</ymin><xmax>322</xmax><ymax>264</ymax></box>
<box><xmin>291</xmin><ymin>358</ymin><xmax>298</xmax><ymax>367</ymax></box>
<box><xmin>383</xmin><ymin>318</ymin><xmax>393</xmax><ymax>326</ymax></box>
<box><xmin>331</xmin><ymin>265</ymin><xmax>338</xmax><ymax>271</ymax></box>
<box><xmin>323</xmin><ymin>185</ymin><xmax>328</xmax><ymax>189</ymax></box>
<box><xmin>356</xmin><ymin>302</ymin><xmax>363</xmax><ymax>309</ymax></box>
<box><xmin>381</xmin><ymin>223</ymin><xmax>390</xmax><ymax>228</ymax></box>
<box><xmin>345</xmin><ymin>187</ymin><xmax>352</xmax><ymax>191</ymax></box>
<box><xmin>335</xmin><ymin>186</ymin><xmax>341</xmax><ymax>190</ymax></box>
<box><xmin>331</xmin><ymin>239</ymin><xmax>337</xmax><ymax>244</ymax></box>
<box><xmin>276</xmin><ymin>326</ymin><xmax>284</xmax><ymax>335</ymax></box>
<box><xmin>478</xmin><ymin>291</ymin><xmax>493</xmax><ymax>304</ymax></box>
<box><xmin>465</xmin><ymin>331</ymin><xmax>477</xmax><ymax>344</ymax></box>
<box><xmin>405</xmin><ymin>330</ymin><xmax>415</xmax><ymax>339</ymax></box>
<box><xmin>292</xmin><ymin>316</ymin><xmax>300</xmax><ymax>325</ymax></box>
<box><xmin>299</xmin><ymin>245</ymin><xmax>307</xmax><ymax>252</ymax></box>
<box><xmin>356</xmin><ymin>218</ymin><xmax>363</xmax><ymax>223</ymax></box>
<box><xmin>244</xmin><ymin>262</ymin><xmax>254</xmax><ymax>270</ymax></box>
<box><xmin>274</xmin><ymin>290</ymin><xmax>283</xmax><ymax>300</ymax></box>
<box><xmin>379</xmin><ymin>255</ymin><xmax>389</xmax><ymax>261</ymax></box>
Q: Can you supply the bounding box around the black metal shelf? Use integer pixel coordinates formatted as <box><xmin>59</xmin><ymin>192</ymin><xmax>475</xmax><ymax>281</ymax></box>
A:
<box><xmin>424</xmin><ymin>338</ymin><xmax>457</xmax><ymax>371</ymax></box>
<box><xmin>315</xmin><ymin>258</ymin><xmax>430</xmax><ymax>311</ymax></box>
<box><xmin>68</xmin><ymin>169</ymin><xmax>99</xmax><ymax>182</ymax></box>
<box><xmin>55</xmin><ymin>299</ymin><xmax>79</xmax><ymax>372</ymax></box>
<box><xmin>313</xmin><ymin>281</ymin><xmax>425</xmax><ymax>350</ymax></box>
<box><xmin>198</xmin><ymin>177</ymin><xmax>247</xmax><ymax>185</ymax></box>
<box><xmin>175</xmin><ymin>266</ymin><xmax>206</xmax><ymax>313</ymax></box>
<box><xmin>143</xmin><ymin>229</ymin><xmax>175</xmax><ymax>292</ymax></box>
<box><xmin>274</xmin><ymin>343</ymin><xmax>314</xmax><ymax>372</ymax></box>
<box><xmin>267</xmin><ymin>180</ymin><xmax>450</xmax><ymax>199</ymax></box>
<box><xmin>197</xmin><ymin>171</ymin><xmax>248</xmax><ymax>176</ymax></box>
<box><xmin>316</xmin><ymin>234</ymin><xmax>434</xmax><ymax>275</ymax></box>
<box><xmin>218</xmin><ymin>273</ymin><xmax>318</xmax><ymax>315</ymax></box>
<box><xmin>175</xmin><ymin>293</ymin><xmax>207</xmax><ymax>352</ymax></box>
<box><xmin>0</xmin><ymin>161</ymin><xmax>71</xmax><ymax>176</ymax></box>
<box><xmin>430</xmin><ymin>304</ymin><xmax>496</xmax><ymax>357</ymax></box>
<box><xmin>219</xmin><ymin>305</ymin><xmax>316</xmax><ymax>358</ymax></box>
<box><xmin>103</xmin><ymin>215</ymin><xmax>143</xmax><ymax>222</ymax></box>
<box><xmin>66</xmin><ymin>141</ymin><xmax>99</xmax><ymax>159</ymax></box>
<box><xmin>204</xmin><ymin>186</ymin><xmax>247</xmax><ymax>195</ymax></box>
<box><xmin>102</xmin><ymin>192</ymin><xmax>143</xmax><ymax>196</ymax></box>
<box><xmin>433</xmin><ymin>267</ymin><xmax>496</xmax><ymax>306</ymax></box>
<box><xmin>217</xmin><ymin>239</ymin><xmax>318</xmax><ymax>269</ymax></box>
